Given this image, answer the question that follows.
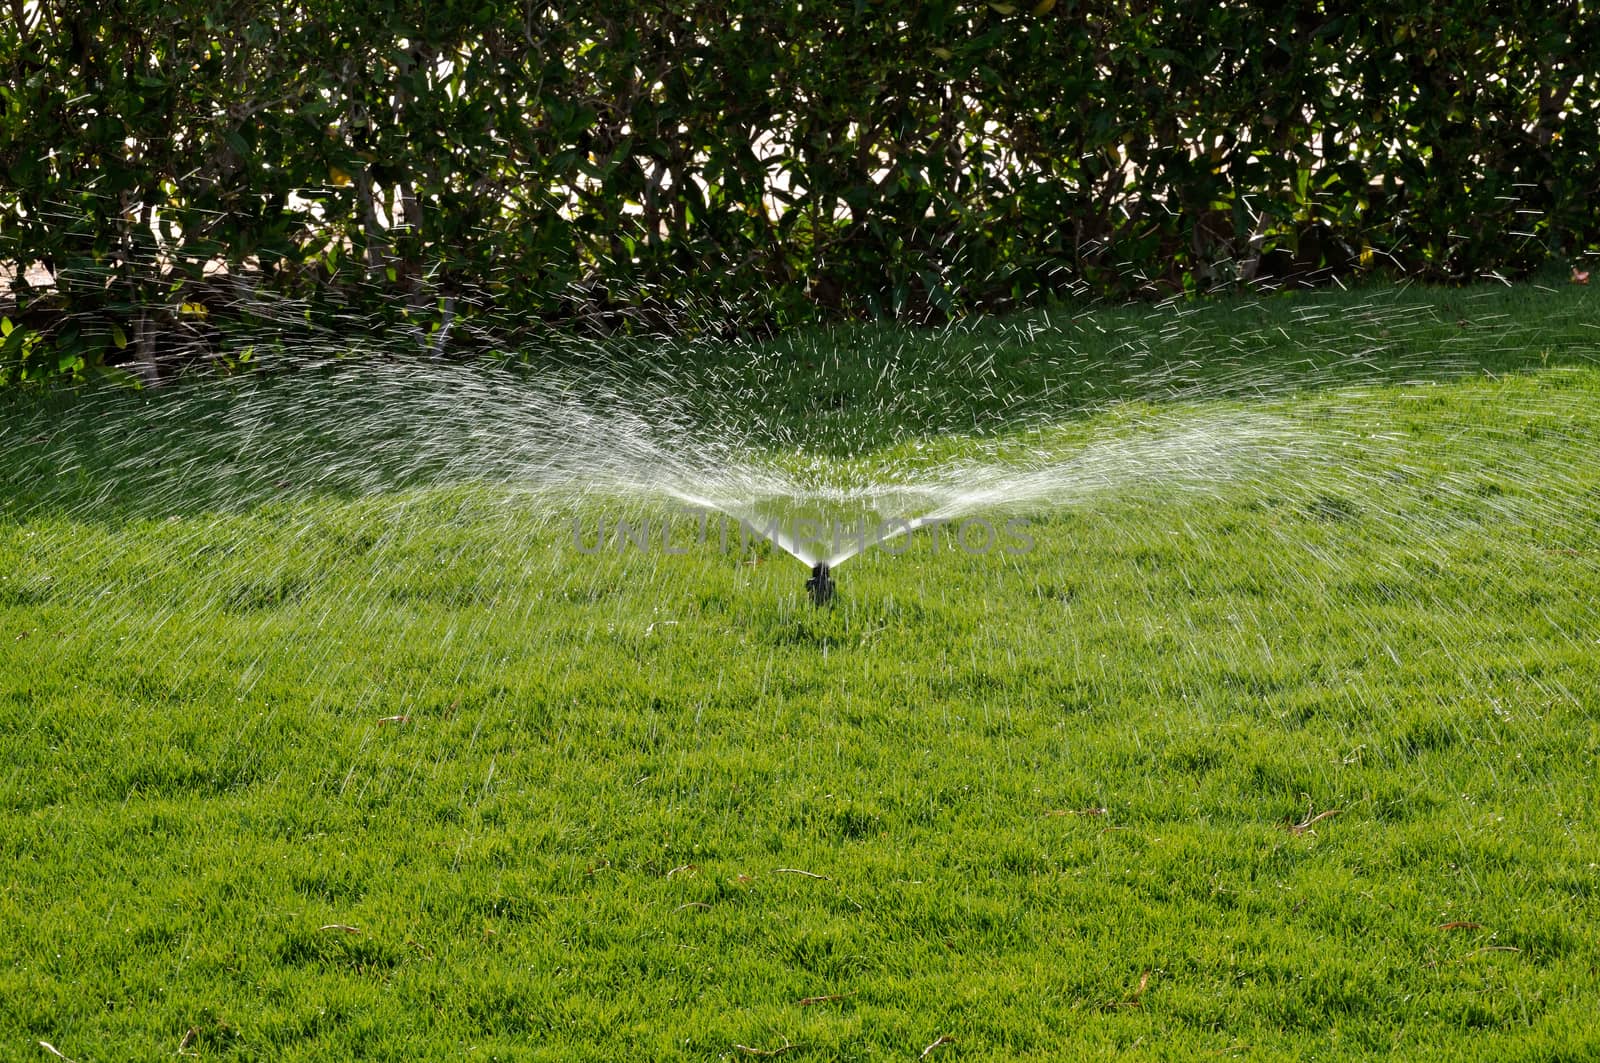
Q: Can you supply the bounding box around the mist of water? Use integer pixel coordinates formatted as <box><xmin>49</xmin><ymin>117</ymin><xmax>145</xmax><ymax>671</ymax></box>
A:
<box><xmin>4</xmin><ymin>282</ymin><xmax>1596</xmax><ymax>593</ymax></box>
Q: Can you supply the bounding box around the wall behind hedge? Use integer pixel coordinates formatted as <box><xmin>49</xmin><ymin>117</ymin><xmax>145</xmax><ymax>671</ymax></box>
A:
<box><xmin>2</xmin><ymin>0</ymin><xmax>1596</xmax><ymax>381</ymax></box>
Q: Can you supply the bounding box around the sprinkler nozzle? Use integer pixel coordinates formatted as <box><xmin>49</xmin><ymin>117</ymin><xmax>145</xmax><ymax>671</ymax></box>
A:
<box><xmin>806</xmin><ymin>561</ymin><xmax>835</xmax><ymax>606</ymax></box>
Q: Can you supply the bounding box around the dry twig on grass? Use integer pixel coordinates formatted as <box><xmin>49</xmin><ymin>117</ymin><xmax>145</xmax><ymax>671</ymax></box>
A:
<box><xmin>1464</xmin><ymin>946</ymin><xmax>1521</xmax><ymax>958</ymax></box>
<box><xmin>798</xmin><ymin>992</ymin><xmax>853</xmax><ymax>1006</ymax></box>
<box><xmin>38</xmin><ymin>1044</ymin><xmax>78</xmax><ymax>1063</ymax></box>
<box><xmin>1103</xmin><ymin>970</ymin><xmax>1153</xmax><ymax>1010</ymax></box>
<box><xmin>1287</xmin><ymin>796</ymin><xmax>1340</xmax><ymax>835</ymax></box>
<box><xmin>920</xmin><ymin>1034</ymin><xmax>956</xmax><ymax>1058</ymax></box>
<box><xmin>1044</xmin><ymin>806</ymin><xmax>1107</xmax><ymax>817</ymax></box>
<box><xmin>733</xmin><ymin>1037</ymin><xmax>796</xmax><ymax>1057</ymax></box>
<box><xmin>773</xmin><ymin>868</ymin><xmax>829</xmax><ymax>880</ymax></box>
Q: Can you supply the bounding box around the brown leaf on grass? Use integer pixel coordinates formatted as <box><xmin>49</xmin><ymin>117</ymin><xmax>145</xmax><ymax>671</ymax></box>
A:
<box><xmin>178</xmin><ymin>1027</ymin><xmax>198</xmax><ymax>1054</ymax></box>
<box><xmin>1438</xmin><ymin>921</ymin><xmax>1483</xmax><ymax>931</ymax></box>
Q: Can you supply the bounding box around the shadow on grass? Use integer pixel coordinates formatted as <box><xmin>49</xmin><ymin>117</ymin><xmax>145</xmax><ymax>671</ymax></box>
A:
<box><xmin>3</xmin><ymin>280</ymin><xmax>1595</xmax><ymax>526</ymax></box>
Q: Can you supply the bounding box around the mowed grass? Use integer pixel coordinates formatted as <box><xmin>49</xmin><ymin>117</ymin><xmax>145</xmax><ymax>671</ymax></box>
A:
<box><xmin>3</xmin><ymin>283</ymin><xmax>1600</xmax><ymax>1060</ymax></box>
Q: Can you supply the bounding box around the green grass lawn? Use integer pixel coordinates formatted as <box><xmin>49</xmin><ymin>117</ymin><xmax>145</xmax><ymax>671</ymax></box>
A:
<box><xmin>3</xmin><ymin>283</ymin><xmax>1600</xmax><ymax>1060</ymax></box>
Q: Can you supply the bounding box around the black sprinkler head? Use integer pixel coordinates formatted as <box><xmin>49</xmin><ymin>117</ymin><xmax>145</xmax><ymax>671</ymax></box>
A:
<box><xmin>806</xmin><ymin>561</ymin><xmax>835</xmax><ymax>606</ymax></box>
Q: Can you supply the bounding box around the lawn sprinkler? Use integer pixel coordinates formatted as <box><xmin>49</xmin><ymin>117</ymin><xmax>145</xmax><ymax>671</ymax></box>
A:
<box><xmin>806</xmin><ymin>561</ymin><xmax>835</xmax><ymax>606</ymax></box>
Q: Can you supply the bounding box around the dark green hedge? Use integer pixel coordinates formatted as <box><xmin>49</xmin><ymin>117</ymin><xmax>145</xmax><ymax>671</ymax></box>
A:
<box><xmin>2</xmin><ymin>0</ymin><xmax>1597</xmax><ymax>382</ymax></box>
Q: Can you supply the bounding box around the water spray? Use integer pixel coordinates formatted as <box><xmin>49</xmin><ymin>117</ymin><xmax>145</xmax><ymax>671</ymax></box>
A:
<box><xmin>806</xmin><ymin>561</ymin><xmax>835</xmax><ymax>606</ymax></box>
